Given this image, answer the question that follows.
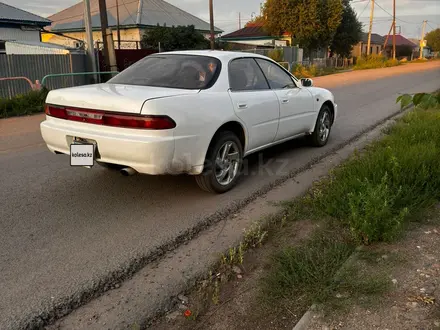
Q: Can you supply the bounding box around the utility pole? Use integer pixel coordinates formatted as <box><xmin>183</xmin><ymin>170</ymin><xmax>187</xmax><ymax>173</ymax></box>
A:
<box><xmin>83</xmin><ymin>0</ymin><xmax>97</xmax><ymax>81</ymax></box>
<box><xmin>366</xmin><ymin>0</ymin><xmax>375</xmax><ymax>56</ymax></box>
<box><xmin>98</xmin><ymin>0</ymin><xmax>117</xmax><ymax>79</ymax></box>
<box><xmin>98</xmin><ymin>0</ymin><xmax>110</xmax><ymax>70</ymax></box>
<box><xmin>116</xmin><ymin>0</ymin><xmax>121</xmax><ymax>49</ymax></box>
<box><xmin>419</xmin><ymin>20</ymin><xmax>427</xmax><ymax>59</ymax></box>
<box><xmin>209</xmin><ymin>0</ymin><xmax>215</xmax><ymax>50</ymax></box>
<box><xmin>392</xmin><ymin>0</ymin><xmax>396</xmax><ymax>59</ymax></box>
<box><xmin>239</xmin><ymin>12</ymin><xmax>241</xmax><ymax>29</ymax></box>
<box><xmin>380</xmin><ymin>21</ymin><xmax>394</xmax><ymax>55</ymax></box>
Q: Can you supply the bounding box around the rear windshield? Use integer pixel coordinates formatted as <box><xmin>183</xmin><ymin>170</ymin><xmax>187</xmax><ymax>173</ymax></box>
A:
<box><xmin>108</xmin><ymin>54</ymin><xmax>221</xmax><ymax>90</ymax></box>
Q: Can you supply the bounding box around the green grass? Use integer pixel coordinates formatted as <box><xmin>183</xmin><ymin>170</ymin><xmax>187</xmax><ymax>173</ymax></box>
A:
<box><xmin>0</xmin><ymin>88</ymin><xmax>49</xmax><ymax>119</ymax></box>
<box><xmin>297</xmin><ymin>108</ymin><xmax>440</xmax><ymax>244</ymax></box>
<box><xmin>354</xmin><ymin>54</ymin><xmax>400</xmax><ymax>70</ymax></box>
<box><xmin>260</xmin><ymin>102</ymin><xmax>440</xmax><ymax>315</ymax></box>
<box><xmin>260</xmin><ymin>225</ymin><xmax>391</xmax><ymax>312</ymax></box>
<box><xmin>261</xmin><ymin>226</ymin><xmax>355</xmax><ymax>306</ymax></box>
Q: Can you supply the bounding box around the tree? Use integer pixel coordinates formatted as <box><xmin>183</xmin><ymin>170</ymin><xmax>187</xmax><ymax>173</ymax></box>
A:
<box><xmin>263</xmin><ymin>0</ymin><xmax>343</xmax><ymax>51</ymax></box>
<box><xmin>425</xmin><ymin>28</ymin><xmax>440</xmax><ymax>52</ymax></box>
<box><xmin>330</xmin><ymin>0</ymin><xmax>362</xmax><ymax>58</ymax></box>
<box><xmin>141</xmin><ymin>25</ymin><xmax>209</xmax><ymax>51</ymax></box>
<box><xmin>245</xmin><ymin>15</ymin><xmax>266</xmax><ymax>27</ymax></box>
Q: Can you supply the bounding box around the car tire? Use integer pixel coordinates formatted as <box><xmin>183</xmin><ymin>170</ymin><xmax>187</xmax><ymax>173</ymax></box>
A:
<box><xmin>195</xmin><ymin>131</ymin><xmax>243</xmax><ymax>194</ymax></box>
<box><xmin>96</xmin><ymin>161</ymin><xmax>125</xmax><ymax>171</ymax></box>
<box><xmin>309</xmin><ymin>104</ymin><xmax>333</xmax><ymax>147</ymax></box>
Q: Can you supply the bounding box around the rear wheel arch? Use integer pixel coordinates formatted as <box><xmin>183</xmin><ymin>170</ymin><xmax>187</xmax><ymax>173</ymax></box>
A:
<box><xmin>206</xmin><ymin>121</ymin><xmax>246</xmax><ymax>157</ymax></box>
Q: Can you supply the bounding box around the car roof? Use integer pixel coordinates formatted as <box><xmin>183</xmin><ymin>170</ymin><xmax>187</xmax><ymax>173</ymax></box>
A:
<box><xmin>154</xmin><ymin>50</ymin><xmax>270</xmax><ymax>61</ymax></box>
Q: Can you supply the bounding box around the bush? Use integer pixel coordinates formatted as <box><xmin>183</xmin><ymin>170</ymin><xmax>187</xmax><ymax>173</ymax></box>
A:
<box><xmin>397</xmin><ymin>91</ymin><xmax>440</xmax><ymax>110</ymax></box>
<box><xmin>300</xmin><ymin>103</ymin><xmax>440</xmax><ymax>244</ymax></box>
<box><xmin>267</xmin><ymin>48</ymin><xmax>284</xmax><ymax>62</ymax></box>
<box><xmin>354</xmin><ymin>54</ymin><xmax>400</xmax><ymax>70</ymax></box>
<box><xmin>292</xmin><ymin>64</ymin><xmax>319</xmax><ymax>78</ymax></box>
<box><xmin>0</xmin><ymin>88</ymin><xmax>48</xmax><ymax>119</ymax></box>
<box><xmin>292</xmin><ymin>64</ymin><xmax>337</xmax><ymax>79</ymax></box>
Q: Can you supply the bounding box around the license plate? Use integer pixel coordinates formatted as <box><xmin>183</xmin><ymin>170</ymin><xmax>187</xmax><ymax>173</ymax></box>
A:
<box><xmin>70</xmin><ymin>138</ymin><xmax>96</xmax><ymax>167</ymax></box>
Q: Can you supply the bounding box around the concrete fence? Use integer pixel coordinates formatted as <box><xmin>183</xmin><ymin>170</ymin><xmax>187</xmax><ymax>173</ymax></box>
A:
<box><xmin>0</xmin><ymin>54</ymin><xmax>87</xmax><ymax>99</ymax></box>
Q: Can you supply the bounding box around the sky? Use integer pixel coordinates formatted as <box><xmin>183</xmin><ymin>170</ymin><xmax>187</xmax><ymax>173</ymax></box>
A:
<box><xmin>4</xmin><ymin>0</ymin><xmax>440</xmax><ymax>39</ymax></box>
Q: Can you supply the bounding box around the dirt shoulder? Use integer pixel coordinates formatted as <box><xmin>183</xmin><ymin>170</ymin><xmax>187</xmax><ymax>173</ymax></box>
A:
<box><xmin>152</xmin><ymin>207</ymin><xmax>440</xmax><ymax>330</ymax></box>
<box><xmin>307</xmin><ymin>207</ymin><xmax>440</xmax><ymax>330</ymax></box>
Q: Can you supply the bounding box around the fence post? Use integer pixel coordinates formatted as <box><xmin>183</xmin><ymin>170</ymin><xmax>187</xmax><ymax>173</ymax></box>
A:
<box><xmin>69</xmin><ymin>53</ymin><xmax>74</xmax><ymax>86</ymax></box>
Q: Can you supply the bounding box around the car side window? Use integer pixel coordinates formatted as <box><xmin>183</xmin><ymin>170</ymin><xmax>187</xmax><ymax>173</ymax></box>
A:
<box><xmin>255</xmin><ymin>59</ymin><xmax>296</xmax><ymax>90</ymax></box>
<box><xmin>229</xmin><ymin>58</ymin><xmax>269</xmax><ymax>91</ymax></box>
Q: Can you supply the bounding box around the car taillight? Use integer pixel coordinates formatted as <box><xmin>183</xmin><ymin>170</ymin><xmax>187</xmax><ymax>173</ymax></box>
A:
<box><xmin>102</xmin><ymin>114</ymin><xmax>176</xmax><ymax>129</ymax></box>
<box><xmin>45</xmin><ymin>104</ymin><xmax>67</xmax><ymax>119</ymax></box>
<box><xmin>44</xmin><ymin>104</ymin><xmax>176</xmax><ymax>130</ymax></box>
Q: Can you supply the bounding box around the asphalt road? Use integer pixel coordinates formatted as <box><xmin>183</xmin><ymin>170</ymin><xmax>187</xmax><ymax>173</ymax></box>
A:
<box><xmin>1</xmin><ymin>62</ymin><xmax>439</xmax><ymax>329</ymax></box>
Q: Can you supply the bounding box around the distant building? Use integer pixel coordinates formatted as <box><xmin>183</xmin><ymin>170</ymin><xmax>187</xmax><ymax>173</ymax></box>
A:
<box><xmin>0</xmin><ymin>2</ymin><xmax>51</xmax><ymax>53</ymax></box>
<box><xmin>351</xmin><ymin>32</ymin><xmax>385</xmax><ymax>57</ymax></box>
<box><xmin>219</xmin><ymin>22</ymin><xmax>290</xmax><ymax>47</ymax></box>
<box><xmin>42</xmin><ymin>0</ymin><xmax>223</xmax><ymax>49</ymax></box>
<box><xmin>383</xmin><ymin>34</ymin><xmax>417</xmax><ymax>58</ymax></box>
<box><xmin>408</xmin><ymin>38</ymin><xmax>432</xmax><ymax>58</ymax></box>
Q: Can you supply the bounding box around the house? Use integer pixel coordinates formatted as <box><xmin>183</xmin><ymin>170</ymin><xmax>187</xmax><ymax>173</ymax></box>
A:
<box><xmin>383</xmin><ymin>34</ymin><xmax>417</xmax><ymax>58</ymax></box>
<box><xmin>0</xmin><ymin>2</ymin><xmax>51</xmax><ymax>53</ymax></box>
<box><xmin>219</xmin><ymin>22</ymin><xmax>290</xmax><ymax>47</ymax></box>
<box><xmin>42</xmin><ymin>0</ymin><xmax>223</xmax><ymax>49</ymax></box>
<box><xmin>351</xmin><ymin>32</ymin><xmax>385</xmax><ymax>57</ymax></box>
<box><xmin>408</xmin><ymin>38</ymin><xmax>432</xmax><ymax>58</ymax></box>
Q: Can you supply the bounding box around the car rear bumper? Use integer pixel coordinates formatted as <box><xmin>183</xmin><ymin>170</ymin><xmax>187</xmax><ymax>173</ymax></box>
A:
<box><xmin>40</xmin><ymin>117</ymin><xmax>188</xmax><ymax>175</ymax></box>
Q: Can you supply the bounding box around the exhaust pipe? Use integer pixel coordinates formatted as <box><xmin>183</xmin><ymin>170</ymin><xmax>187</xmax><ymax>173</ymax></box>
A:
<box><xmin>120</xmin><ymin>167</ymin><xmax>137</xmax><ymax>176</ymax></box>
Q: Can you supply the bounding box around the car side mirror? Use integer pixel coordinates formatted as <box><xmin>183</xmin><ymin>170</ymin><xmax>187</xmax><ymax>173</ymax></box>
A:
<box><xmin>301</xmin><ymin>78</ymin><xmax>313</xmax><ymax>87</ymax></box>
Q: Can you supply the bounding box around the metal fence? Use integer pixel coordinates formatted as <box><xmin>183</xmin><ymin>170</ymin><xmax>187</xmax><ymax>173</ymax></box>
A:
<box><xmin>0</xmin><ymin>54</ymin><xmax>87</xmax><ymax>99</ymax></box>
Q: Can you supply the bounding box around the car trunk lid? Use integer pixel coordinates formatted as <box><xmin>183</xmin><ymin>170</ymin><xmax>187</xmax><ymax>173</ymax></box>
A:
<box><xmin>45</xmin><ymin>83</ymin><xmax>200</xmax><ymax>114</ymax></box>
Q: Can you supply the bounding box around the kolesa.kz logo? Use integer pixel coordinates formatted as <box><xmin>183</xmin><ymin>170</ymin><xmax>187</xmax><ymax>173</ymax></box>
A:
<box><xmin>71</xmin><ymin>152</ymin><xmax>93</xmax><ymax>157</ymax></box>
<box><xmin>70</xmin><ymin>143</ymin><xmax>95</xmax><ymax>167</ymax></box>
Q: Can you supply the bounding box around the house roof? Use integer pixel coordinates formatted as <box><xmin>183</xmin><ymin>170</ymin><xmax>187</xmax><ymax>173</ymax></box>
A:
<box><xmin>383</xmin><ymin>34</ymin><xmax>417</xmax><ymax>47</ymax></box>
<box><xmin>220</xmin><ymin>22</ymin><xmax>291</xmax><ymax>41</ymax></box>
<box><xmin>221</xmin><ymin>24</ymin><xmax>270</xmax><ymax>40</ymax></box>
<box><xmin>359</xmin><ymin>32</ymin><xmax>384</xmax><ymax>44</ymax></box>
<box><xmin>47</xmin><ymin>0</ymin><xmax>222</xmax><ymax>33</ymax></box>
<box><xmin>0</xmin><ymin>2</ymin><xmax>51</xmax><ymax>26</ymax></box>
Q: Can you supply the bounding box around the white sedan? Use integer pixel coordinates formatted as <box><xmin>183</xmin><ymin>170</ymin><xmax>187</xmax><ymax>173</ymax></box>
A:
<box><xmin>40</xmin><ymin>50</ymin><xmax>337</xmax><ymax>193</ymax></box>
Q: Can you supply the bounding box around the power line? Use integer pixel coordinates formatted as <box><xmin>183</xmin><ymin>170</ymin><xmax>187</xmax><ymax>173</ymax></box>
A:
<box><xmin>357</xmin><ymin>0</ymin><xmax>371</xmax><ymax>18</ymax></box>
<box><xmin>374</xmin><ymin>1</ymin><xmax>422</xmax><ymax>24</ymax></box>
<box><xmin>427</xmin><ymin>21</ymin><xmax>436</xmax><ymax>30</ymax></box>
<box><xmin>120</xmin><ymin>0</ymin><xmax>136</xmax><ymax>24</ymax></box>
<box><xmin>50</xmin><ymin>0</ymin><xmax>139</xmax><ymax>23</ymax></box>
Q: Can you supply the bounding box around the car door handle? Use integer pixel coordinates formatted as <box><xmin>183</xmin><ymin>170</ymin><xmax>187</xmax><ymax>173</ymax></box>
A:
<box><xmin>281</xmin><ymin>99</ymin><xmax>289</xmax><ymax>104</ymax></box>
<box><xmin>237</xmin><ymin>103</ymin><xmax>248</xmax><ymax>109</ymax></box>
